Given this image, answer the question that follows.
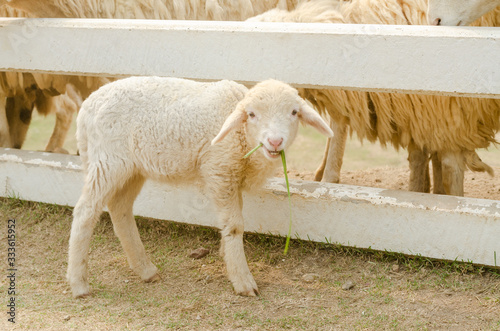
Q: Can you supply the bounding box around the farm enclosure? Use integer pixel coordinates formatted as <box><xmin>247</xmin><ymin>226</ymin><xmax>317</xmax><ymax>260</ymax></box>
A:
<box><xmin>2</xmin><ymin>16</ymin><xmax>500</xmax><ymax>328</ymax></box>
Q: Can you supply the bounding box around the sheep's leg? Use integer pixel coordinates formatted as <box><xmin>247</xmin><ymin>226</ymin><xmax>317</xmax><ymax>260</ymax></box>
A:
<box><xmin>107</xmin><ymin>174</ymin><xmax>159</xmax><ymax>282</ymax></box>
<box><xmin>212</xmin><ymin>187</ymin><xmax>258</xmax><ymax>296</ymax></box>
<box><xmin>408</xmin><ymin>142</ymin><xmax>430</xmax><ymax>193</ymax></box>
<box><xmin>314</xmin><ymin>138</ymin><xmax>329</xmax><ymax>181</ymax></box>
<box><xmin>45</xmin><ymin>86</ymin><xmax>81</xmax><ymax>153</ymax></box>
<box><xmin>67</xmin><ymin>187</ymin><xmax>106</xmax><ymax>298</ymax></box>
<box><xmin>67</xmin><ymin>164</ymin><xmax>127</xmax><ymax>297</ymax></box>
<box><xmin>314</xmin><ymin>119</ymin><xmax>348</xmax><ymax>183</ymax></box>
<box><xmin>6</xmin><ymin>95</ymin><xmax>34</xmax><ymax>149</ymax></box>
<box><xmin>441</xmin><ymin>151</ymin><xmax>464</xmax><ymax>196</ymax></box>
<box><xmin>45</xmin><ymin>96</ymin><xmax>73</xmax><ymax>153</ymax></box>
<box><xmin>431</xmin><ymin>152</ymin><xmax>446</xmax><ymax>194</ymax></box>
<box><xmin>0</xmin><ymin>96</ymin><xmax>12</xmax><ymax>147</ymax></box>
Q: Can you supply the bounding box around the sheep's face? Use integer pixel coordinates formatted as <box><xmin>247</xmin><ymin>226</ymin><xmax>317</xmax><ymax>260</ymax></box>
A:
<box><xmin>427</xmin><ymin>0</ymin><xmax>498</xmax><ymax>26</ymax></box>
<box><xmin>243</xmin><ymin>83</ymin><xmax>303</xmax><ymax>160</ymax></box>
<box><xmin>212</xmin><ymin>80</ymin><xmax>333</xmax><ymax>160</ymax></box>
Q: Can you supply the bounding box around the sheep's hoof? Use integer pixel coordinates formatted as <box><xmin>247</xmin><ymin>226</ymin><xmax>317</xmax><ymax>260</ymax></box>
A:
<box><xmin>74</xmin><ymin>291</ymin><xmax>91</xmax><ymax>299</ymax></box>
<box><xmin>70</xmin><ymin>285</ymin><xmax>90</xmax><ymax>298</ymax></box>
<box><xmin>47</xmin><ymin>147</ymin><xmax>70</xmax><ymax>154</ymax></box>
<box><xmin>237</xmin><ymin>287</ymin><xmax>260</xmax><ymax>297</ymax></box>
<box><xmin>232</xmin><ymin>276</ymin><xmax>259</xmax><ymax>297</ymax></box>
<box><xmin>145</xmin><ymin>273</ymin><xmax>161</xmax><ymax>283</ymax></box>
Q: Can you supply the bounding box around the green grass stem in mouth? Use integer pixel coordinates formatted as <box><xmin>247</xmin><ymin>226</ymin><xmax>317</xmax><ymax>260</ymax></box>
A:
<box><xmin>281</xmin><ymin>150</ymin><xmax>292</xmax><ymax>255</ymax></box>
<box><xmin>243</xmin><ymin>143</ymin><xmax>292</xmax><ymax>254</ymax></box>
<box><xmin>243</xmin><ymin>143</ymin><xmax>263</xmax><ymax>159</ymax></box>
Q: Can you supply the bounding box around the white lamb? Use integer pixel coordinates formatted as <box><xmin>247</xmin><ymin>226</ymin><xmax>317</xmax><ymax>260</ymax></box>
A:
<box><xmin>67</xmin><ymin>77</ymin><xmax>332</xmax><ymax>298</ymax></box>
<box><xmin>428</xmin><ymin>0</ymin><xmax>500</xmax><ymax>25</ymax></box>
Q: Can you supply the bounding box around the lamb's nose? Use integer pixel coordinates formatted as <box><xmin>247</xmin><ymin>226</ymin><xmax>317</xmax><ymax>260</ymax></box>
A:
<box><xmin>268</xmin><ymin>138</ymin><xmax>283</xmax><ymax>150</ymax></box>
<box><xmin>432</xmin><ymin>18</ymin><xmax>441</xmax><ymax>25</ymax></box>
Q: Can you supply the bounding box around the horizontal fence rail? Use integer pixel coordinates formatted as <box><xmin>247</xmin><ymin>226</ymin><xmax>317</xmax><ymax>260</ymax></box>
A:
<box><xmin>0</xmin><ymin>148</ymin><xmax>498</xmax><ymax>267</ymax></box>
<box><xmin>0</xmin><ymin>18</ymin><xmax>499</xmax><ymax>98</ymax></box>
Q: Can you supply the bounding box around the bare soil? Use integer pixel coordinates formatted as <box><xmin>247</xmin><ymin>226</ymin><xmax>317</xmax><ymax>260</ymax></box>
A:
<box><xmin>286</xmin><ymin>165</ymin><xmax>500</xmax><ymax>201</ymax></box>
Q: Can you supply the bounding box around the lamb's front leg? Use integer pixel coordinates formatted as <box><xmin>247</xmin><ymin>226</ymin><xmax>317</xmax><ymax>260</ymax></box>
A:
<box><xmin>217</xmin><ymin>192</ymin><xmax>258</xmax><ymax>296</ymax></box>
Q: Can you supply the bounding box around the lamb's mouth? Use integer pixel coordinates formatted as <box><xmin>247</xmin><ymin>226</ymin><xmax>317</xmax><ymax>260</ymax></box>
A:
<box><xmin>263</xmin><ymin>146</ymin><xmax>282</xmax><ymax>158</ymax></box>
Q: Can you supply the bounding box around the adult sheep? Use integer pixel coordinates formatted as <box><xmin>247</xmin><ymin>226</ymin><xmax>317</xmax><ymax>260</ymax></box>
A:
<box><xmin>0</xmin><ymin>0</ymin><xmax>303</xmax><ymax>151</ymax></box>
<box><xmin>0</xmin><ymin>5</ymin><xmax>106</xmax><ymax>152</ymax></box>
<box><xmin>427</xmin><ymin>0</ymin><xmax>500</xmax><ymax>25</ymax></box>
<box><xmin>249</xmin><ymin>0</ymin><xmax>499</xmax><ymax>196</ymax></box>
<box><xmin>68</xmin><ymin>77</ymin><xmax>332</xmax><ymax>297</ymax></box>
<box><xmin>0</xmin><ymin>0</ymin><xmax>300</xmax><ymax>20</ymax></box>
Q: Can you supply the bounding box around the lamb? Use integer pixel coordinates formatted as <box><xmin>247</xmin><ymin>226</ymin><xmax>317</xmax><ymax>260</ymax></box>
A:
<box><xmin>249</xmin><ymin>0</ymin><xmax>499</xmax><ymax>196</ymax></box>
<box><xmin>427</xmin><ymin>0</ymin><xmax>500</xmax><ymax>25</ymax></box>
<box><xmin>67</xmin><ymin>76</ymin><xmax>332</xmax><ymax>298</ymax></box>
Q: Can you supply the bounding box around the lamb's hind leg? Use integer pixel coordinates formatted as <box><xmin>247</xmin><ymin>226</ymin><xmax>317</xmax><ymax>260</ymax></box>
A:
<box><xmin>67</xmin><ymin>186</ymin><xmax>107</xmax><ymax>298</ymax></box>
<box><xmin>107</xmin><ymin>174</ymin><xmax>159</xmax><ymax>282</ymax></box>
<box><xmin>67</xmin><ymin>164</ymin><xmax>129</xmax><ymax>297</ymax></box>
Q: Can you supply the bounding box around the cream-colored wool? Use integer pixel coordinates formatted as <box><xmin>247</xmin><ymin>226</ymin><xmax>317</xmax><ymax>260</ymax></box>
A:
<box><xmin>0</xmin><ymin>0</ymin><xmax>299</xmax><ymax>20</ymax></box>
<box><xmin>250</xmin><ymin>0</ymin><xmax>499</xmax><ymax>196</ymax></box>
<box><xmin>68</xmin><ymin>76</ymin><xmax>332</xmax><ymax>298</ymax></box>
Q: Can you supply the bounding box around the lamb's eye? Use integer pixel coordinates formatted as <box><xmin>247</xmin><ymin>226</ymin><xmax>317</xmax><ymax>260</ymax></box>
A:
<box><xmin>248</xmin><ymin>112</ymin><xmax>255</xmax><ymax>118</ymax></box>
<box><xmin>291</xmin><ymin>109</ymin><xmax>298</xmax><ymax>116</ymax></box>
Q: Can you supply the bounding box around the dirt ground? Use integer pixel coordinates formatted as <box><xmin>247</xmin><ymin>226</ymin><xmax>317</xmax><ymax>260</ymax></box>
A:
<box><xmin>285</xmin><ymin>165</ymin><xmax>500</xmax><ymax>201</ymax></box>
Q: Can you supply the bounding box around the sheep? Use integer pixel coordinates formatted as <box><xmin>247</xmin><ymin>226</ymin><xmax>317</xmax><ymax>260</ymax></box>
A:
<box><xmin>249</xmin><ymin>0</ymin><xmax>499</xmax><ymax>196</ymax></box>
<box><xmin>427</xmin><ymin>0</ymin><xmax>500</xmax><ymax>25</ymax></box>
<box><xmin>0</xmin><ymin>5</ymin><xmax>105</xmax><ymax>152</ymax></box>
<box><xmin>0</xmin><ymin>0</ymin><xmax>306</xmax><ymax>152</ymax></box>
<box><xmin>0</xmin><ymin>0</ymin><xmax>300</xmax><ymax>20</ymax></box>
<box><xmin>67</xmin><ymin>76</ymin><xmax>333</xmax><ymax>298</ymax></box>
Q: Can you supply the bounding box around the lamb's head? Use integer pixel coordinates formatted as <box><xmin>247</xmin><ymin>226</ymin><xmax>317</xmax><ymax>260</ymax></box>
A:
<box><xmin>427</xmin><ymin>0</ymin><xmax>500</xmax><ymax>26</ymax></box>
<box><xmin>212</xmin><ymin>79</ymin><xmax>333</xmax><ymax>160</ymax></box>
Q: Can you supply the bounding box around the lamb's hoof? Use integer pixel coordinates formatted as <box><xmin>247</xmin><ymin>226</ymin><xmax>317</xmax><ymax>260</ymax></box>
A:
<box><xmin>74</xmin><ymin>291</ymin><xmax>91</xmax><ymax>299</ymax></box>
<box><xmin>232</xmin><ymin>276</ymin><xmax>259</xmax><ymax>297</ymax></box>
<box><xmin>237</xmin><ymin>287</ymin><xmax>260</xmax><ymax>297</ymax></box>
<box><xmin>145</xmin><ymin>273</ymin><xmax>161</xmax><ymax>283</ymax></box>
<box><xmin>70</xmin><ymin>284</ymin><xmax>90</xmax><ymax>298</ymax></box>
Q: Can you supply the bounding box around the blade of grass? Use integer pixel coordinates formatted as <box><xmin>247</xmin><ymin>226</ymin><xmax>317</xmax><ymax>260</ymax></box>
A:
<box><xmin>281</xmin><ymin>150</ymin><xmax>292</xmax><ymax>255</ymax></box>
<box><xmin>243</xmin><ymin>143</ymin><xmax>263</xmax><ymax>159</ymax></box>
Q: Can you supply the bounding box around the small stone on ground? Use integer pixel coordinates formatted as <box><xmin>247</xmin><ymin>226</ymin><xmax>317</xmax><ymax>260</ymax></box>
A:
<box><xmin>302</xmin><ymin>273</ymin><xmax>320</xmax><ymax>283</ymax></box>
<box><xmin>189</xmin><ymin>247</ymin><xmax>210</xmax><ymax>259</ymax></box>
<box><xmin>342</xmin><ymin>280</ymin><xmax>355</xmax><ymax>290</ymax></box>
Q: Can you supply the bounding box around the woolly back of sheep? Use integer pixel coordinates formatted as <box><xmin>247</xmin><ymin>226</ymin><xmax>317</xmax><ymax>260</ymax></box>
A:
<box><xmin>297</xmin><ymin>0</ymin><xmax>499</xmax><ymax>153</ymax></box>
<box><xmin>6</xmin><ymin>0</ymin><xmax>299</xmax><ymax>20</ymax></box>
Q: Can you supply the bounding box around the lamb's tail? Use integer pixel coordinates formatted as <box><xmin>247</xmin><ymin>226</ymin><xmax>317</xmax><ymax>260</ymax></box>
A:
<box><xmin>463</xmin><ymin>150</ymin><xmax>494</xmax><ymax>177</ymax></box>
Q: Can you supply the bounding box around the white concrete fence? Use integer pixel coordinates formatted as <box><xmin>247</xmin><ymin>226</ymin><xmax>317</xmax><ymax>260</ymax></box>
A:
<box><xmin>0</xmin><ymin>18</ymin><xmax>499</xmax><ymax>267</ymax></box>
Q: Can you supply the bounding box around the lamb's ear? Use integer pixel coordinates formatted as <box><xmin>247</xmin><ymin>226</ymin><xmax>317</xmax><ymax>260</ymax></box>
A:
<box><xmin>298</xmin><ymin>99</ymin><xmax>333</xmax><ymax>137</ymax></box>
<box><xmin>211</xmin><ymin>103</ymin><xmax>248</xmax><ymax>145</ymax></box>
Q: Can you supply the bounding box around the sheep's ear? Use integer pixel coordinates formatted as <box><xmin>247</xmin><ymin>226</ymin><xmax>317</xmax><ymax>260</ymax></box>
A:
<box><xmin>211</xmin><ymin>104</ymin><xmax>248</xmax><ymax>145</ymax></box>
<box><xmin>298</xmin><ymin>100</ymin><xmax>333</xmax><ymax>137</ymax></box>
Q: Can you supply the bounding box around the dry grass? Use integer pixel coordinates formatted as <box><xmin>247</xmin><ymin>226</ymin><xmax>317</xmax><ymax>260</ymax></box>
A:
<box><xmin>0</xmin><ymin>198</ymin><xmax>499</xmax><ymax>330</ymax></box>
